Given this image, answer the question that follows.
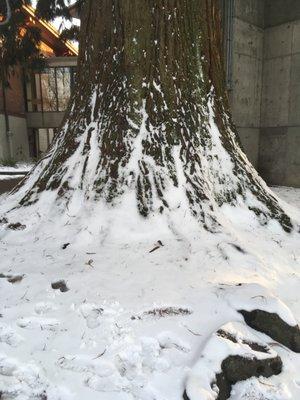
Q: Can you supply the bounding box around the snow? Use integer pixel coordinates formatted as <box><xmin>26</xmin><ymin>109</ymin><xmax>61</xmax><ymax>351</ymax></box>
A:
<box><xmin>230</xmin><ymin>378</ymin><xmax>292</xmax><ymax>400</ymax></box>
<box><xmin>0</xmin><ymin>175</ymin><xmax>24</xmax><ymax>181</ymax></box>
<box><xmin>0</xmin><ymin>163</ymin><xmax>33</xmax><ymax>181</ymax></box>
<box><xmin>224</xmin><ymin>283</ymin><xmax>297</xmax><ymax>326</ymax></box>
<box><xmin>272</xmin><ymin>186</ymin><xmax>300</xmax><ymax>209</ymax></box>
<box><xmin>185</xmin><ymin>321</ymin><xmax>280</xmax><ymax>400</ymax></box>
<box><xmin>0</xmin><ymin>163</ymin><xmax>33</xmax><ymax>183</ymax></box>
<box><xmin>0</xmin><ymin>185</ymin><xmax>299</xmax><ymax>399</ymax></box>
<box><xmin>0</xmin><ymin>163</ymin><xmax>33</xmax><ymax>173</ymax></box>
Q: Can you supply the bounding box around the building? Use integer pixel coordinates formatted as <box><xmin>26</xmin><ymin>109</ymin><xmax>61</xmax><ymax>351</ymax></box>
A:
<box><xmin>0</xmin><ymin>4</ymin><xmax>78</xmax><ymax>162</ymax></box>
<box><xmin>1</xmin><ymin>1</ymin><xmax>300</xmax><ymax>188</ymax></box>
<box><xmin>223</xmin><ymin>0</ymin><xmax>300</xmax><ymax>187</ymax></box>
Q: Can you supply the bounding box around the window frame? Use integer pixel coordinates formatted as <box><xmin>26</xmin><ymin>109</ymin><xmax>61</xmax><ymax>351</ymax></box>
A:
<box><xmin>25</xmin><ymin>66</ymin><xmax>76</xmax><ymax>113</ymax></box>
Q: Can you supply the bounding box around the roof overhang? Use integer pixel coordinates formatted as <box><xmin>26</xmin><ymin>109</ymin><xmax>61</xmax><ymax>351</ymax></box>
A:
<box><xmin>22</xmin><ymin>4</ymin><xmax>78</xmax><ymax>56</ymax></box>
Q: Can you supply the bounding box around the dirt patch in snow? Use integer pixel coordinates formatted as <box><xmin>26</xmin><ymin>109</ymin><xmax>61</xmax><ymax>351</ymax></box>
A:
<box><xmin>0</xmin><ymin>274</ymin><xmax>24</xmax><ymax>284</ymax></box>
<box><xmin>7</xmin><ymin>222</ymin><xmax>26</xmax><ymax>231</ymax></box>
<box><xmin>131</xmin><ymin>307</ymin><xmax>192</xmax><ymax>320</ymax></box>
<box><xmin>51</xmin><ymin>280</ymin><xmax>69</xmax><ymax>292</ymax></box>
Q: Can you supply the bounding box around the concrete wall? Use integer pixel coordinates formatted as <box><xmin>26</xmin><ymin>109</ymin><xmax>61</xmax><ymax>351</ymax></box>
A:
<box><xmin>0</xmin><ymin>114</ymin><xmax>30</xmax><ymax>161</ymax></box>
<box><xmin>0</xmin><ymin>115</ymin><xmax>10</xmax><ymax>161</ymax></box>
<box><xmin>229</xmin><ymin>0</ymin><xmax>300</xmax><ymax>187</ymax></box>
<box><xmin>259</xmin><ymin>2</ymin><xmax>300</xmax><ymax>187</ymax></box>
<box><xmin>264</xmin><ymin>0</ymin><xmax>300</xmax><ymax>28</ymax></box>
<box><xmin>230</xmin><ymin>0</ymin><xmax>264</xmax><ymax>167</ymax></box>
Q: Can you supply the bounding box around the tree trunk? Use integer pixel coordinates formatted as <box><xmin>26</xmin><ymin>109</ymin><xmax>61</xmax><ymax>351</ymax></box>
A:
<box><xmin>0</xmin><ymin>67</ymin><xmax>13</xmax><ymax>160</ymax></box>
<box><xmin>7</xmin><ymin>0</ymin><xmax>293</xmax><ymax>232</ymax></box>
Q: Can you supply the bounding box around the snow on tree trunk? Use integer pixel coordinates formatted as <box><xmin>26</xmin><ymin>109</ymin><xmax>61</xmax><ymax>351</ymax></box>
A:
<box><xmin>3</xmin><ymin>0</ymin><xmax>293</xmax><ymax>232</ymax></box>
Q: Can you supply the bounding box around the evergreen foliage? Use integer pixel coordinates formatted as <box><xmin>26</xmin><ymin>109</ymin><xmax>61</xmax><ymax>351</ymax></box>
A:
<box><xmin>35</xmin><ymin>0</ymin><xmax>81</xmax><ymax>41</ymax></box>
<box><xmin>0</xmin><ymin>0</ymin><xmax>11</xmax><ymax>26</ymax></box>
<box><xmin>35</xmin><ymin>0</ymin><xmax>72</xmax><ymax>21</ymax></box>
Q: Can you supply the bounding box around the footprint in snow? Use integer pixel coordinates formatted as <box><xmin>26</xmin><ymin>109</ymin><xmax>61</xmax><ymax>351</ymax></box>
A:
<box><xmin>0</xmin><ymin>354</ymin><xmax>67</xmax><ymax>399</ymax></box>
<box><xmin>58</xmin><ymin>354</ymin><xmax>128</xmax><ymax>393</ymax></box>
<box><xmin>0</xmin><ymin>354</ymin><xmax>19</xmax><ymax>376</ymax></box>
<box><xmin>79</xmin><ymin>303</ymin><xmax>103</xmax><ymax>329</ymax></box>
<box><xmin>34</xmin><ymin>302</ymin><xmax>56</xmax><ymax>315</ymax></box>
<box><xmin>58</xmin><ymin>354</ymin><xmax>115</xmax><ymax>377</ymax></box>
<box><xmin>0</xmin><ymin>324</ymin><xmax>24</xmax><ymax>347</ymax></box>
<box><xmin>85</xmin><ymin>373</ymin><xmax>129</xmax><ymax>393</ymax></box>
<box><xmin>157</xmin><ymin>331</ymin><xmax>191</xmax><ymax>353</ymax></box>
<box><xmin>17</xmin><ymin>316</ymin><xmax>60</xmax><ymax>331</ymax></box>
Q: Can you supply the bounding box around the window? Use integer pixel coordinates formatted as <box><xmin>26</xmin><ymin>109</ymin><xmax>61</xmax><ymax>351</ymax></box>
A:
<box><xmin>56</xmin><ymin>67</ymin><xmax>72</xmax><ymax>111</ymax></box>
<box><xmin>34</xmin><ymin>128</ymin><xmax>57</xmax><ymax>157</ymax></box>
<box><xmin>25</xmin><ymin>66</ymin><xmax>77</xmax><ymax>113</ymax></box>
<box><xmin>41</xmin><ymin>68</ymin><xmax>57</xmax><ymax>111</ymax></box>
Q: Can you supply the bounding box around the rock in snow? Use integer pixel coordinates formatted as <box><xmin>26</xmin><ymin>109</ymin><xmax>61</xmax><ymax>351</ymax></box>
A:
<box><xmin>240</xmin><ymin>309</ymin><xmax>300</xmax><ymax>353</ymax></box>
<box><xmin>184</xmin><ymin>322</ymin><xmax>282</xmax><ymax>400</ymax></box>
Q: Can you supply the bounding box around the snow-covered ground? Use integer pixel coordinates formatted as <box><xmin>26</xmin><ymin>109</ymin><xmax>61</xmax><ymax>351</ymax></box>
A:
<box><xmin>0</xmin><ymin>176</ymin><xmax>24</xmax><ymax>182</ymax></box>
<box><xmin>0</xmin><ymin>163</ymin><xmax>33</xmax><ymax>173</ymax></box>
<box><xmin>0</xmin><ymin>186</ymin><xmax>299</xmax><ymax>400</ymax></box>
<box><xmin>0</xmin><ymin>164</ymin><xmax>33</xmax><ymax>184</ymax></box>
<box><xmin>272</xmin><ymin>186</ymin><xmax>300</xmax><ymax>209</ymax></box>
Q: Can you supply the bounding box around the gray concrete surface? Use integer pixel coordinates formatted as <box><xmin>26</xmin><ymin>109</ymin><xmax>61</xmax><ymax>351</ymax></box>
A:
<box><xmin>258</xmin><ymin>12</ymin><xmax>300</xmax><ymax>187</ymax></box>
<box><xmin>264</xmin><ymin>0</ymin><xmax>300</xmax><ymax>28</ymax></box>
<box><xmin>0</xmin><ymin>115</ymin><xmax>30</xmax><ymax>162</ymax></box>
<box><xmin>230</xmin><ymin>0</ymin><xmax>263</xmax><ymax>169</ymax></box>
<box><xmin>230</xmin><ymin>0</ymin><xmax>300</xmax><ymax>187</ymax></box>
<box><xmin>235</xmin><ymin>0</ymin><xmax>265</xmax><ymax>28</ymax></box>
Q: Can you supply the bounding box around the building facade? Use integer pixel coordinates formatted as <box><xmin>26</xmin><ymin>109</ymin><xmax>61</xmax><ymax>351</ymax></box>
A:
<box><xmin>25</xmin><ymin>56</ymin><xmax>77</xmax><ymax>158</ymax></box>
<box><xmin>0</xmin><ymin>5</ymin><xmax>78</xmax><ymax>162</ymax></box>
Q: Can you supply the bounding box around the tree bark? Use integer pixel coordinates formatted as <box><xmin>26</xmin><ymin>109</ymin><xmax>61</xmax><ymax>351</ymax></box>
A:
<box><xmin>0</xmin><ymin>66</ymin><xmax>13</xmax><ymax>160</ymax></box>
<box><xmin>12</xmin><ymin>0</ymin><xmax>292</xmax><ymax>232</ymax></box>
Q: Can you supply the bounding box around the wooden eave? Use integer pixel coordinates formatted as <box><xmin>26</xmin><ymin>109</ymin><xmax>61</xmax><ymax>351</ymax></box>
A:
<box><xmin>22</xmin><ymin>4</ymin><xmax>78</xmax><ymax>56</ymax></box>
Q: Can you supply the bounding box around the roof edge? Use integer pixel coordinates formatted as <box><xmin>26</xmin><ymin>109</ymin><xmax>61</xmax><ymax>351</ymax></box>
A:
<box><xmin>22</xmin><ymin>4</ymin><xmax>78</xmax><ymax>56</ymax></box>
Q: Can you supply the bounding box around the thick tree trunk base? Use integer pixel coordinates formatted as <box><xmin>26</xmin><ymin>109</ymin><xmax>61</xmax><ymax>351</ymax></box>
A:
<box><xmin>0</xmin><ymin>0</ymin><xmax>296</xmax><ymax>235</ymax></box>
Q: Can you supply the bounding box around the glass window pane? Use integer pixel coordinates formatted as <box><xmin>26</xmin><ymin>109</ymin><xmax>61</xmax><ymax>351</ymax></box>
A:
<box><xmin>25</xmin><ymin>74</ymin><xmax>33</xmax><ymax>112</ymax></box>
<box><xmin>25</xmin><ymin>73</ymin><xmax>42</xmax><ymax>112</ymax></box>
<box><xmin>34</xmin><ymin>73</ymin><xmax>43</xmax><ymax>112</ymax></box>
<box><xmin>38</xmin><ymin>128</ymin><xmax>49</xmax><ymax>153</ymax></box>
<box><xmin>56</xmin><ymin>67</ymin><xmax>71</xmax><ymax>111</ymax></box>
<box><xmin>40</xmin><ymin>68</ymin><xmax>57</xmax><ymax>111</ymax></box>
